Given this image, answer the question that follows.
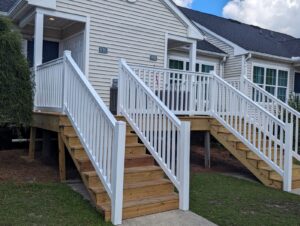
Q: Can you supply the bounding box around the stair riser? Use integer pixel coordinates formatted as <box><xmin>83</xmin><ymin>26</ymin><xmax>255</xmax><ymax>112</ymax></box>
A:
<box><xmin>60</xmin><ymin>117</ymin><xmax>71</xmax><ymax>126</ymax></box>
<box><xmin>126</xmin><ymin>136</ymin><xmax>138</xmax><ymax>144</ymax></box>
<box><xmin>73</xmin><ymin>149</ymin><xmax>87</xmax><ymax>158</ymax></box>
<box><xmin>104</xmin><ymin>198</ymin><xmax>179</xmax><ymax>221</ymax></box>
<box><xmin>63</xmin><ymin>126</ymin><xmax>76</xmax><ymax>135</ymax></box>
<box><xmin>125</xmin><ymin>171</ymin><xmax>164</xmax><ymax>183</ymax></box>
<box><xmin>125</xmin><ymin>157</ymin><xmax>154</xmax><ymax>168</ymax></box>
<box><xmin>93</xmin><ymin>182</ymin><xmax>174</xmax><ymax>205</ymax></box>
<box><xmin>123</xmin><ymin>183</ymin><xmax>174</xmax><ymax>202</ymax></box>
<box><xmin>77</xmin><ymin>161</ymin><xmax>94</xmax><ymax>172</ymax></box>
<box><xmin>126</xmin><ymin>146</ymin><xmax>146</xmax><ymax>155</ymax></box>
<box><xmin>67</xmin><ymin>137</ymin><xmax>81</xmax><ymax>146</ymax></box>
<box><xmin>87</xmin><ymin>176</ymin><xmax>104</xmax><ymax>187</ymax></box>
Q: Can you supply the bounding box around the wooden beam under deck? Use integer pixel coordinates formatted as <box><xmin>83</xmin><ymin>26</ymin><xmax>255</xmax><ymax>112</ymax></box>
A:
<box><xmin>32</xmin><ymin>111</ymin><xmax>64</xmax><ymax>132</ymax></box>
<box><xmin>178</xmin><ymin>116</ymin><xmax>211</xmax><ymax>131</ymax></box>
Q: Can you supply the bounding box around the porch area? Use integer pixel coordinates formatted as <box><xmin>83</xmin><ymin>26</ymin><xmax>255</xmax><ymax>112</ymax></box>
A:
<box><xmin>27</xmin><ymin>50</ymin><xmax>300</xmax><ymax>225</ymax></box>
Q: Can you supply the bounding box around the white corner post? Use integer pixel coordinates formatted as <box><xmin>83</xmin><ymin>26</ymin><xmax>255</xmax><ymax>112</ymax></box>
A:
<box><xmin>188</xmin><ymin>41</ymin><xmax>197</xmax><ymax>115</ymax></box>
<box><xmin>117</xmin><ymin>59</ymin><xmax>125</xmax><ymax>116</ymax></box>
<box><xmin>34</xmin><ymin>10</ymin><xmax>44</xmax><ymax>69</ymax></box>
<box><xmin>111</xmin><ymin>121</ymin><xmax>126</xmax><ymax>225</ymax></box>
<box><xmin>62</xmin><ymin>51</ymin><xmax>72</xmax><ymax>112</ymax></box>
<box><xmin>179</xmin><ymin>121</ymin><xmax>191</xmax><ymax>211</ymax></box>
<box><xmin>283</xmin><ymin>123</ymin><xmax>293</xmax><ymax>192</ymax></box>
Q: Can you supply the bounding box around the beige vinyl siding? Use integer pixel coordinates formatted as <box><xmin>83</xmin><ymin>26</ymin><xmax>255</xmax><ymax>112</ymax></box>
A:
<box><xmin>247</xmin><ymin>57</ymin><xmax>295</xmax><ymax>94</ymax></box>
<box><xmin>202</xmin><ymin>31</ymin><xmax>242</xmax><ymax>79</ymax></box>
<box><xmin>56</xmin><ymin>0</ymin><xmax>189</xmax><ymax>104</ymax></box>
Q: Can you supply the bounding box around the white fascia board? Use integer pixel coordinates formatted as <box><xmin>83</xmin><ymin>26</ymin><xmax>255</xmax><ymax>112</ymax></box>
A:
<box><xmin>27</xmin><ymin>0</ymin><xmax>56</xmax><ymax>10</ymax></box>
<box><xmin>162</xmin><ymin>0</ymin><xmax>204</xmax><ymax>40</ymax></box>
<box><xmin>194</xmin><ymin>22</ymin><xmax>248</xmax><ymax>56</ymax></box>
<box><xmin>250</xmin><ymin>51</ymin><xmax>294</xmax><ymax>64</ymax></box>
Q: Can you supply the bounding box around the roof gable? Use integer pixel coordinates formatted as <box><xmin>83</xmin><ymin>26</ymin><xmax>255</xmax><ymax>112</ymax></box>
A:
<box><xmin>0</xmin><ymin>0</ymin><xmax>18</xmax><ymax>12</ymax></box>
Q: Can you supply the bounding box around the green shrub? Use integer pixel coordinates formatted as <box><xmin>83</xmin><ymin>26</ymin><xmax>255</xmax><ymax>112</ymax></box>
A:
<box><xmin>0</xmin><ymin>16</ymin><xmax>34</xmax><ymax>127</ymax></box>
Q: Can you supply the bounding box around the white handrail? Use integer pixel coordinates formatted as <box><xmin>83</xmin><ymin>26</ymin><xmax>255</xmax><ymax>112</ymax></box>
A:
<box><xmin>118</xmin><ymin>59</ymin><xmax>191</xmax><ymax>210</ymax></box>
<box><xmin>34</xmin><ymin>51</ymin><xmax>126</xmax><ymax>225</ymax></box>
<box><xmin>243</xmin><ymin>77</ymin><xmax>300</xmax><ymax>161</ymax></box>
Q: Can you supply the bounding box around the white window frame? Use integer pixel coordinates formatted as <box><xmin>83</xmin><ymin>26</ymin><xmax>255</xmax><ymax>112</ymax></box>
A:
<box><xmin>167</xmin><ymin>55</ymin><xmax>217</xmax><ymax>73</ymax></box>
<box><xmin>252</xmin><ymin>63</ymin><xmax>290</xmax><ymax>102</ymax></box>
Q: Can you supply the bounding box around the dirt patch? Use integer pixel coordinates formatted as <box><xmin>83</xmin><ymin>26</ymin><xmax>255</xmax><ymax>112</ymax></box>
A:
<box><xmin>0</xmin><ymin>149</ymin><xmax>59</xmax><ymax>183</ymax></box>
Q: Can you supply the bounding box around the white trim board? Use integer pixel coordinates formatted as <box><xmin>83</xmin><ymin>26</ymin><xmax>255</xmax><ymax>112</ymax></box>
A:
<box><xmin>162</xmin><ymin>0</ymin><xmax>204</xmax><ymax>40</ymax></box>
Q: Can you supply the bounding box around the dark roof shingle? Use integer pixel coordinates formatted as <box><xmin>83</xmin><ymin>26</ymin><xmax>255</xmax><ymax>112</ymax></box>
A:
<box><xmin>197</xmin><ymin>40</ymin><xmax>225</xmax><ymax>54</ymax></box>
<box><xmin>179</xmin><ymin>7</ymin><xmax>300</xmax><ymax>58</ymax></box>
<box><xmin>0</xmin><ymin>0</ymin><xmax>18</xmax><ymax>12</ymax></box>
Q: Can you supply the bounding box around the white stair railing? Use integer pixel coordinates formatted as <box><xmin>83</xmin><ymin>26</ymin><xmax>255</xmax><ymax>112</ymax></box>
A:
<box><xmin>211</xmin><ymin>74</ymin><xmax>293</xmax><ymax>191</ymax></box>
<box><xmin>118</xmin><ymin>60</ymin><xmax>191</xmax><ymax>210</ymax></box>
<box><xmin>34</xmin><ymin>51</ymin><xmax>126</xmax><ymax>225</ymax></box>
<box><xmin>130</xmin><ymin>66</ymin><xmax>294</xmax><ymax>191</ymax></box>
<box><xmin>242</xmin><ymin>77</ymin><xmax>300</xmax><ymax>162</ymax></box>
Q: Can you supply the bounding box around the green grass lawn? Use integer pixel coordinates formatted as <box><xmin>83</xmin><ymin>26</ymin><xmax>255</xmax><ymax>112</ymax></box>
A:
<box><xmin>0</xmin><ymin>182</ymin><xmax>112</xmax><ymax>226</ymax></box>
<box><xmin>1</xmin><ymin>174</ymin><xmax>300</xmax><ymax>226</ymax></box>
<box><xmin>190</xmin><ymin>173</ymin><xmax>300</xmax><ymax>226</ymax></box>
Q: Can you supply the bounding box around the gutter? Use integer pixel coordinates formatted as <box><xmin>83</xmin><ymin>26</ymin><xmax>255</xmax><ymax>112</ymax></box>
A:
<box><xmin>249</xmin><ymin>51</ymin><xmax>295</xmax><ymax>63</ymax></box>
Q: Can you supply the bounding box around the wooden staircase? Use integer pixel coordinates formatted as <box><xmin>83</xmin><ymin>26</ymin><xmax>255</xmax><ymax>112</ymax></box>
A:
<box><xmin>59</xmin><ymin>115</ymin><xmax>179</xmax><ymax>221</ymax></box>
<box><xmin>209</xmin><ymin>118</ymin><xmax>300</xmax><ymax>190</ymax></box>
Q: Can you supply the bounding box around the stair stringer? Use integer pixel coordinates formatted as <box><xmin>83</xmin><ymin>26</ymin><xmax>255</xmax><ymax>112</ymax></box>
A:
<box><xmin>208</xmin><ymin>119</ymin><xmax>282</xmax><ymax>189</ymax></box>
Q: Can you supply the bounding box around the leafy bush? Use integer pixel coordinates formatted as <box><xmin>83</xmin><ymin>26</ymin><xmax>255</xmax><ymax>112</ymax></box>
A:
<box><xmin>289</xmin><ymin>94</ymin><xmax>300</xmax><ymax>112</ymax></box>
<box><xmin>0</xmin><ymin>17</ymin><xmax>34</xmax><ymax>127</ymax></box>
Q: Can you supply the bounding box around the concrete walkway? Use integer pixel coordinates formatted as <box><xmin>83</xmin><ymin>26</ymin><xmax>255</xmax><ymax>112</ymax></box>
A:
<box><xmin>121</xmin><ymin>210</ymin><xmax>217</xmax><ymax>226</ymax></box>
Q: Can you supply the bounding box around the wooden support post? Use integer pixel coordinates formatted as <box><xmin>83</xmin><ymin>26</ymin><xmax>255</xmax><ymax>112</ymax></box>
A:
<box><xmin>204</xmin><ymin>131</ymin><xmax>211</xmax><ymax>168</ymax></box>
<box><xmin>58</xmin><ymin>132</ymin><xmax>66</xmax><ymax>182</ymax></box>
<box><xmin>28</xmin><ymin>127</ymin><xmax>36</xmax><ymax>160</ymax></box>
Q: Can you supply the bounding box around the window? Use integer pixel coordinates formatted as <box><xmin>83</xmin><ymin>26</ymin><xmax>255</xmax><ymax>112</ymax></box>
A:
<box><xmin>294</xmin><ymin>72</ymin><xmax>300</xmax><ymax>93</ymax></box>
<box><xmin>253</xmin><ymin>65</ymin><xmax>289</xmax><ymax>102</ymax></box>
<box><xmin>169</xmin><ymin>59</ymin><xmax>184</xmax><ymax>70</ymax></box>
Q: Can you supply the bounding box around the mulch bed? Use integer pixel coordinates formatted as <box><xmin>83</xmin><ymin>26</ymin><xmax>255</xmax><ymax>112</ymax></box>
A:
<box><xmin>0</xmin><ymin>149</ymin><xmax>59</xmax><ymax>183</ymax></box>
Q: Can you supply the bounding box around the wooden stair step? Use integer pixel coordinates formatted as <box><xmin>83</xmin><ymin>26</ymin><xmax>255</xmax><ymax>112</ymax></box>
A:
<box><xmin>59</xmin><ymin>116</ymin><xmax>71</xmax><ymax>126</ymax></box>
<box><xmin>125</xmin><ymin>143</ymin><xmax>146</xmax><ymax>155</ymax></box>
<box><xmin>270</xmin><ymin>172</ymin><xmax>300</xmax><ymax>182</ymax></box>
<box><xmin>124</xmin><ymin>166</ymin><xmax>164</xmax><ymax>183</ymax></box>
<box><xmin>125</xmin><ymin>154</ymin><xmax>154</xmax><ymax>168</ymax></box>
<box><xmin>84</xmin><ymin>166</ymin><xmax>164</xmax><ymax>187</ymax></box>
<box><xmin>75</xmin><ymin>155</ymin><xmax>94</xmax><ymax>172</ymax></box>
<box><xmin>90</xmin><ymin>179</ymin><xmax>174</xmax><ymax>204</ymax></box>
<box><xmin>101</xmin><ymin>193</ymin><xmax>179</xmax><ymax>220</ymax></box>
<box><xmin>126</xmin><ymin>133</ymin><xmax>139</xmax><ymax>144</ymax></box>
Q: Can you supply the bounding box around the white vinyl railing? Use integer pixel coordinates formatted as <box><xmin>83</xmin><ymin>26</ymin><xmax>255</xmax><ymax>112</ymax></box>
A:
<box><xmin>131</xmin><ymin>66</ymin><xmax>294</xmax><ymax>191</ymax></box>
<box><xmin>34</xmin><ymin>57</ymin><xmax>64</xmax><ymax>111</ymax></box>
<box><xmin>212</xmin><ymin>75</ymin><xmax>293</xmax><ymax>191</ymax></box>
<box><xmin>118</xmin><ymin>60</ymin><xmax>191</xmax><ymax>210</ymax></box>
<box><xmin>132</xmin><ymin>66</ymin><xmax>212</xmax><ymax>115</ymax></box>
<box><xmin>34</xmin><ymin>51</ymin><xmax>126</xmax><ymax>225</ymax></box>
<box><xmin>242</xmin><ymin>77</ymin><xmax>300</xmax><ymax>162</ymax></box>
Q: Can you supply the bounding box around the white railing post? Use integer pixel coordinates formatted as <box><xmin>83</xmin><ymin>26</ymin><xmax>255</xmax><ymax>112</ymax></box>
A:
<box><xmin>179</xmin><ymin>121</ymin><xmax>191</xmax><ymax>211</ymax></box>
<box><xmin>283</xmin><ymin>123</ymin><xmax>293</xmax><ymax>192</ymax></box>
<box><xmin>209</xmin><ymin>76</ymin><xmax>216</xmax><ymax>115</ymax></box>
<box><xmin>117</xmin><ymin>59</ymin><xmax>125</xmax><ymax>116</ymax></box>
<box><xmin>111</xmin><ymin>121</ymin><xmax>126</xmax><ymax>225</ymax></box>
<box><xmin>188</xmin><ymin>75</ymin><xmax>195</xmax><ymax>115</ymax></box>
<box><xmin>62</xmin><ymin>51</ymin><xmax>72</xmax><ymax>113</ymax></box>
